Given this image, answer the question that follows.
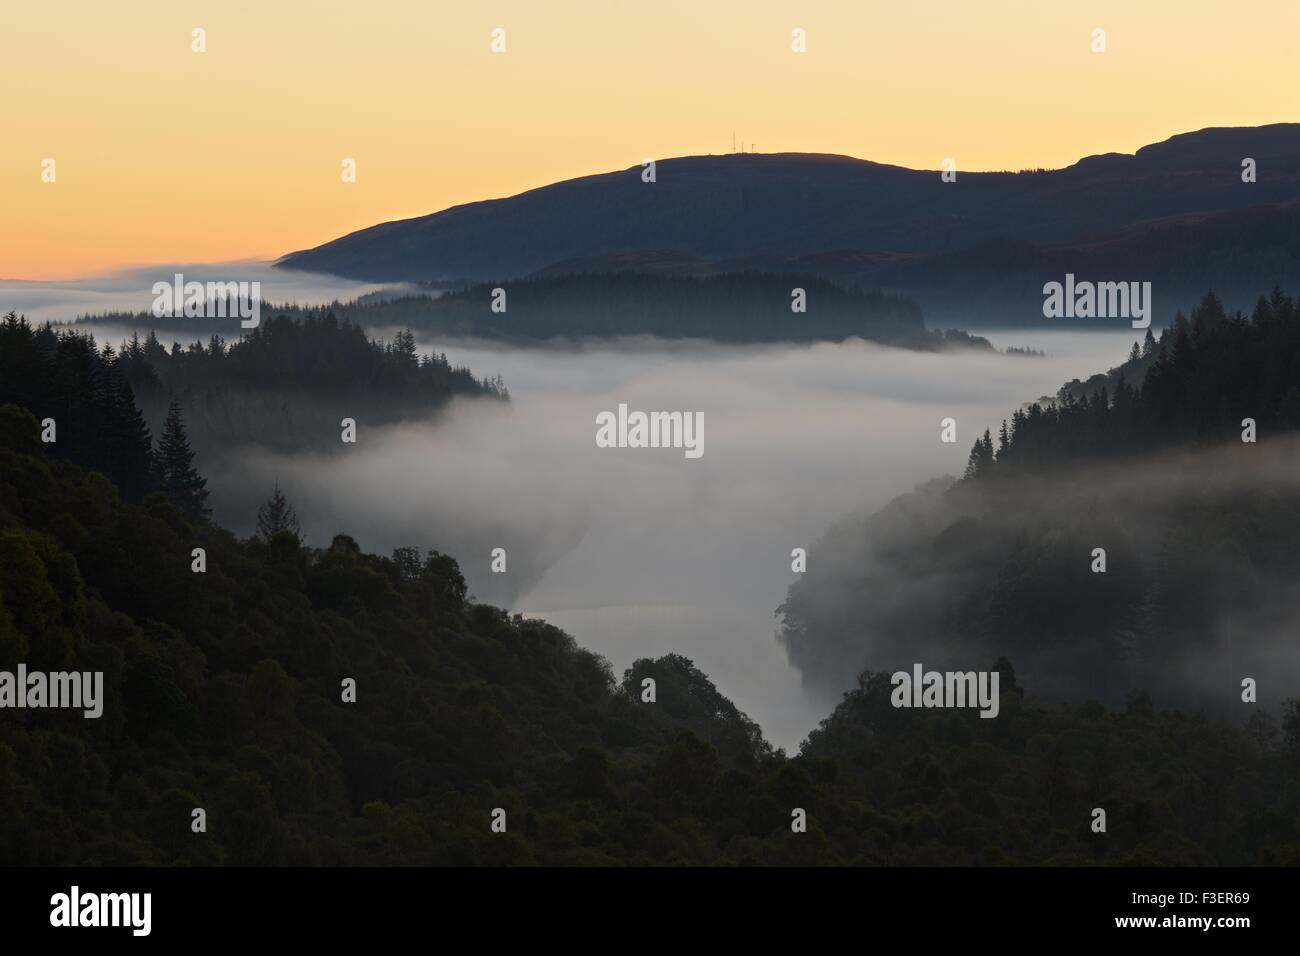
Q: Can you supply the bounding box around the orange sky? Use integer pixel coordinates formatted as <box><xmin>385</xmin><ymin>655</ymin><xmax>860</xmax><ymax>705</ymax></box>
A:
<box><xmin>3</xmin><ymin>0</ymin><xmax>1296</xmax><ymax>280</ymax></box>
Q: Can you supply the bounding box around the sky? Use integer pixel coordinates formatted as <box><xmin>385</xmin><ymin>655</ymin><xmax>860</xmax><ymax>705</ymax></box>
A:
<box><xmin>3</xmin><ymin>0</ymin><xmax>1297</xmax><ymax>280</ymax></box>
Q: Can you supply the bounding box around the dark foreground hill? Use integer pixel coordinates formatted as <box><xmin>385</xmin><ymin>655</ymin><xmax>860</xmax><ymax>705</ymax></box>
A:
<box><xmin>2</xmin><ymin>408</ymin><xmax>1298</xmax><ymax>864</ymax></box>
<box><xmin>279</xmin><ymin>125</ymin><xmax>1300</xmax><ymax>325</ymax></box>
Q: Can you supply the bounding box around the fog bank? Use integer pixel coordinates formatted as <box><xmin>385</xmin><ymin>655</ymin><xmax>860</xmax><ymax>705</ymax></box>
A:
<box><xmin>195</xmin><ymin>330</ymin><xmax>1138</xmax><ymax>750</ymax></box>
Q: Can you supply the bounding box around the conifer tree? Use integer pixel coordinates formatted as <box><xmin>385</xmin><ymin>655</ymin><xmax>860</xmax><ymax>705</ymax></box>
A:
<box><xmin>256</xmin><ymin>481</ymin><xmax>301</xmax><ymax>541</ymax></box>
<box><xmin>157</xmin><ymin>398</ymin><xmax>210</xmax><ymax>521</ymax></box>
<box><xmin>1141</xmin><ymin>327</ymin><xmax>1156</xmax><ymax>358</ymax></box>
<box><xmin>106</xmin><ymin>355</ymin><xmax>155</xmax><ymax>500</ymax></box>
<box><xmin>963</xmin><ymin>429</ymin><xmax>996</xmax><ymax>480</ymax></box>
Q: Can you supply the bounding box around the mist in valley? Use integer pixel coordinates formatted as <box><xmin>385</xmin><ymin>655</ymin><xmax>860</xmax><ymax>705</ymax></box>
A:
<box><xmin>170</xmin><ymin>328</ymin><xmax>1147</xmax><ymax>751</ymax></box>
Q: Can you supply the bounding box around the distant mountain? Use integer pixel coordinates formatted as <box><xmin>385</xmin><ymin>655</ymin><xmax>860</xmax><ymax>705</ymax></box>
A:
<box><xmin>278</xmin><ymin>125</ymin><xmax>1300</xmax><ymax>325</ymax></box>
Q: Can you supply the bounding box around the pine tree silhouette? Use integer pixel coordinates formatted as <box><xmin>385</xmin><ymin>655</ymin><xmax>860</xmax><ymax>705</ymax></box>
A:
<box><xmin>157</xmin><ymin>398</ymin><xmax>210</xmax><ymax>522</ymax></box>
<box><xmin>963</xmin><ymin>429</ymin><xmax>995</xmax><ymax>480</ymax></box>
<box><xmin>1141</xmin><ymin>327</ymin><xmax>1156</xmax><ymax>358</ymax></box>
<box><xmin>101</xmin><ymin>349</ymin><xmax>155</xmax><ymax>500</ymax></box>
<box><xmin>256</xmin><ymin>481</ymin><xmax>301</xmax><ymax>541</ymax></box>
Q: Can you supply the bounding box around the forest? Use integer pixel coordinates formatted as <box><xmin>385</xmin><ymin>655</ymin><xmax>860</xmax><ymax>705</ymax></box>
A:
<box><xmin>780</xmin><ymin>289</ymin><xmax>1300</xmax><ymax>713</ymax></box>
<box><xmin>78</xmin><ymin>272</ymin><xmax>998</xmax><ymax>350</ymax></box>
<box><xmin>2</xmin><ymin>289</ymin><xmax>1299</xmax><ymax>865</ymax></box>
<box><xmin>998</xmin><ymin>287</ymin><xmax>1300</xmax><ymax>469</ymax></box>
<box><xmin>1</xmin><ymin>311</ymin><xmax>506</xmax><ymax>461</ymax></box>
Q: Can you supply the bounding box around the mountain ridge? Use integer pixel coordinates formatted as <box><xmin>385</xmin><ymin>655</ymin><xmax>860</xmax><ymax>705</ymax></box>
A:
<box><xmin>278</xmin><ymin>125</ymin><xmax>1300</xmax><ymax>324</ymax></box>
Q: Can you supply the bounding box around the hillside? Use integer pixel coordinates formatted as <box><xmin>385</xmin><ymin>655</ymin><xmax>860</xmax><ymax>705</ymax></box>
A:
<box><xmin>299</xmin><ymin>272</ymin><xmax>940</xmax><ymax>347</ymax></box>
<box><xmin>1</xmin><ymin>313</ymin><xmax>507</xmax><ymax>463</ymax></box>
<box><xmin>278</xmin><ymin>125</ymin><xmax>1300</xmax><ymax>324</ymax></box>
<box><xmin>72</xmin><ymin>273</ymin><xmax>983</xmax><ymax>349</ymax></box>
<box><xmin>778</xmin><ymin>289</ymin><xmax>1300</xmax><ymax>707</ymax></box>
